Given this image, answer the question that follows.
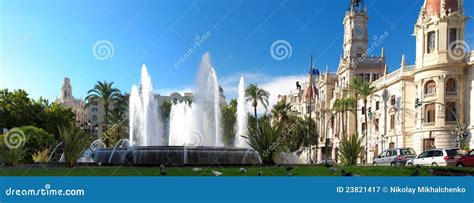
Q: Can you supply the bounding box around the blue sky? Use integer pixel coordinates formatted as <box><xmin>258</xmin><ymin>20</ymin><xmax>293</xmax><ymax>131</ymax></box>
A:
<box><xmin>1</xmin><ymin>0</ymin><xmax>473</xmax><ymax>106</ymax></box>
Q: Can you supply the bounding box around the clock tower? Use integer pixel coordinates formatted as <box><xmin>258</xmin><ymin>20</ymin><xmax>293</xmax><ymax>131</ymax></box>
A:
<box><xmin>343</xmin><ymin>0</ymin><xmax>369</xmax><ymax>60</ymax></box>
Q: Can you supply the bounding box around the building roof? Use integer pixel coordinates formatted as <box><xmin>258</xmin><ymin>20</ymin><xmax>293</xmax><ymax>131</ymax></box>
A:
<box><xmin>425</xmin><ymin>0</ymin><xmax>459</xmax><ymax>16</ymax></box>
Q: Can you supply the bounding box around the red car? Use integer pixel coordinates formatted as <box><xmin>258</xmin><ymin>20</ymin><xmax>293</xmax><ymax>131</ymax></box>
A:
<box><xmin>456</xmin><ymin>150</ymin><xmax>474</xmax><ymax>167</ymax></box>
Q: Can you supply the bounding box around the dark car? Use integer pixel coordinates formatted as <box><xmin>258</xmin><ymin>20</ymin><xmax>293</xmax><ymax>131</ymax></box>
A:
<box><xmin>456</xmin><ymin>150</ymin><xmax>474</xmax><ymax>167</ymax></box>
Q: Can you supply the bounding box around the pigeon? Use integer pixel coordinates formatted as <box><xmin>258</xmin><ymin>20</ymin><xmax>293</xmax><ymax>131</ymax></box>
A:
<box><xmin>287</xmin><ymin>171</ymin><xmax>293</xmax><ymax>176</ymax></box>
<box><xmin>285</xmin><ymin>166</ymin><xmax>294</xmax><ymax>172</ymax></box>
<box><xmin>191</xmin><ymin>168</ymin><xmax>202</xmax><ymax>172</ymax></box>
<box><xmin>159</xmin><ymin>164</ymin><xmax>167</xmax><ymax>176</ymax></box>
<box><xmin>328</xmin><ymin>167</ymin><xmax>337</xmax><ymax>173</ymax></box>
<box><xmin>212</xmin><ymin>170</ymin><xmax>223</xmax><ymax>176</ymax></box>
<box><xmin>239</xmin><ymin>168</ymin><xmax>247</xmax><ymax>174</ymax></box>
<box><xmin>341</xmin><ymin>169</ymin><xmax>353</xmax><ymax>176</ymax></box>
<box><xmin>257</xmin><ymin>171</ymin><xmax>263</xmax><ymax>176</ymax></box>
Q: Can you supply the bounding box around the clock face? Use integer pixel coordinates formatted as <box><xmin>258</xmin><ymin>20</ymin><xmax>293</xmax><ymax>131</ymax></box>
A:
<box><xmin>355</xmin><ymin>26</ymin><xmax>364</xmax><ymax>37</ymax></box>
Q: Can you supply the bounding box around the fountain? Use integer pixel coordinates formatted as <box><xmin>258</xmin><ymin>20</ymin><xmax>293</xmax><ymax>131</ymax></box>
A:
<box><xmin>169</xmin><ymin>52</ymin><xmax>222</xmax><ymax>147</ymax></box>
<box><xmin>235</xmin><ymin>76</ymin><xmax>248</xmax><ymax>148</ymax></box>
<box><xmin>129</xmin><ymin>65</ymin><xmax>162</xmax><ymax>146</ymax></box>
<box><xmin>92</xmin><ymin>53</ymin><xmax>260</xmax><ymax>166</ymax></box>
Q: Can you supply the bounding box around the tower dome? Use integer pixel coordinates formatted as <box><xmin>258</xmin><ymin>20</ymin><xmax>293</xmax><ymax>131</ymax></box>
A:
<box><xmin>425</xmin><ymin>0</ymin><xmax>459</xmax><ymax>16</ymax></box>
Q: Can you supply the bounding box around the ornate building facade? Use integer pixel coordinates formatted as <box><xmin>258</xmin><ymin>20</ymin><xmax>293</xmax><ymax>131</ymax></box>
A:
<box><xmin>282</xmin><ymin>0</ymin><xmax>473</xmax><ymax>164</ymax></box>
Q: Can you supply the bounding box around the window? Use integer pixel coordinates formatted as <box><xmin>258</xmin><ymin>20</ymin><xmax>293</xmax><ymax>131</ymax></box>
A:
<box><xmin>390</xmin><ymin>114</ymin><xmax>395</xmax><ymax>129</ymax></box>
<box><xmin>425</xmin><ymin>104</ymin><xmax>436</xmax><ymax>123</ymax></box>
<box><xmin>372</xmin><ymin>73</ymin><xmax>379</xmax><ymax>81</ymax></box>
<box><xmin>331</xmin><ymin>116</ymin><xmax>334</xmax><ymax>129</ymax></box>
<box><xmin>374</xmin><ymin>119</ymin><xmax>379</xmax><ymax>132</ymax></box>
<box><xmin>449</xmin><ymin>28</ymin><xmax>457</xmax><ymax>50</ymax></box>
<box><xmin>389</xmin><ymin>142</ymin><xmax>395</xmax><ymax>149</ymax></box>
<box><xmin>425</xmin><ymin>80</ymin><xmax>436</xmax><ymax>95</ymax></box>
<box><xmin>423</xmin><ymin>138</ymin><xmax>435</xmax><ymax>151</ymax></box>
<box><xmin>445</xmin><ymin>102</ymin><xmax>457</xmax><ymax>122</ymax></box>
<box><xmin>361</xmin><ymin>106</ymin><xmax>365</xmax><ymax>114</ymax></box>
<box><xmin>427</xmin><ymin>31</ymin><xmax>436</xmax><ymax>53</ymax></box>
<box><xmin>418</xmin><ymin>151</ymin><xmax>428</xmax><ymax>158</ymax></box>
<box><xmin>362</xmin><ymin>123</ymin><xmax>366</xmax><ymax>133</ymax></box>
<box><xmin>364</xmin><ymin>74</ymin><xmax>370</xmax><ymax>82</ymax></box>
<box><xmin>92</xmin><ymin>108</ymin><xmax>98</xmax><ymax>112</ymax></box>
<box><xmin>390</xmin><ymin>95</ymin><xmax>396</xmax><ymax>105</ymax></box>
<box><xmin>375</xmin><ymin>101</ymin><xmax>380</xmax><ymax>110</ymax></box>
<box><xmin>92</xmin><ymin>115</ymin><xmax>98</xmax><ymax>122</ymax></box>
<box><xmin>400</xmin><ymin>148</ymin><xmax>416</xmax><ymax>156</ymax></box>
<box><xmin>433</xmin><ymin>150</ymin><xmax>443</xmax><ymax>157</ymax></box>
<box><xmin>445</xmin><ymin>78</ymin><xmax>456</xmax><ymax>93</ymax></box>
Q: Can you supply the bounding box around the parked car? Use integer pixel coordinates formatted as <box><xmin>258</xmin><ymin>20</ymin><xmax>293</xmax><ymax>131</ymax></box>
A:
<box><xmin>406</xmin><ymin>149</ymin><xmax>464</xmax><ymax>167</ymax></box>
<box><xmin>373</xmin><ymin>148</ymin><xmax>416</xmax><ymax>166</ymax></box>
<box><xmin>456</xmin><ymin>150</ymin><xmax>474</xmax><ymax>167</ymax></box>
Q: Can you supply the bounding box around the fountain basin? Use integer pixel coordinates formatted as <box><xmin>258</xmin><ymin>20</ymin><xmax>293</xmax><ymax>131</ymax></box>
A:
<box><xmin>93</xmin><ymin>146</ymin><xmax>261</xmax><ymax>166</ymax></box>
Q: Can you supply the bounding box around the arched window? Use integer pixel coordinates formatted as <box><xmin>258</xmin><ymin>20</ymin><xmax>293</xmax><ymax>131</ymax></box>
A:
<box><xmin>425</xmin><ymin>104</ymin><xmax>435</xmax><ymax>123</ymax></box>
<box><xmin>92</xmin><ymin>115</ymin><xmax>98</xmax><ymax>122</ymax></box>
<box><xmin>425</xmin><ymin>80</ymin><xmax>436</xmax><ymax>95</ymax></box>
<box><xmin>445</xmin><ymin>78</ymin><xmax>456</xmax><ymax>93</ymax></box>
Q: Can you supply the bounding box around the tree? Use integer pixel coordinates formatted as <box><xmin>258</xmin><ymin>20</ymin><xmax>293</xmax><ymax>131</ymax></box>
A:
<box><xmin>85</xmin><ymin>81</ymin><xmax>121</xmax><ymax>146</ymax></box>
<box><xmin>222</xmin><ymin>99</ymin><xmax>237</xmax><ymax>146</ymax></box>
<box><xmin>0</xmin><ymin>89</ymin><xmax>75</xmax><ymax>137</ymax></box>
<box><xmin>245</xmin><ymin>84</ymin><xmax>269</xmax><ymax>124</ymax></box>
<box><xmin>106</xmin><ymin>94</ymin><xmax>128</xmax><ymax>146</ymax></box>
<box><xmin>271</xmin><ymin>101</ymin><xmax>292</xmax><ymax>127</ymax></box>
<box><xmin>338</xmin><ymin>133</ymin><xmax>365</xmax><ymax>166</ymax></box>
<box><xmin>284</xmin><ymin>115</ymin><xmax>318</xmax><ymax>152</ymax></box>
<box><xmin>348</xmin><ymin>77</ymin><xmax>376</xmax><ymax>163</ymax></box>
<box><xmin>332</xmin><ymin>97</ymin><xmax>355</xmax><ymax>138</ymax></box>
<box><xmin>160</xmin><ymin>100</ymin><xmax>172</xmax><ymax>121</ymax></box>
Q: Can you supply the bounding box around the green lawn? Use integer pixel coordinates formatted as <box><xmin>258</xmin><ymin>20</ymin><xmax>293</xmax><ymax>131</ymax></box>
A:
<box><xmin>1</xmin><ymin>165</ymin><xmax>471</xmax><ymax>176</ymax></box>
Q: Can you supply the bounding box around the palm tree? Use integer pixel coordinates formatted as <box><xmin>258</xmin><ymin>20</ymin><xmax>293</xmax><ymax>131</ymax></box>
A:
<box><xmin>271</xmin><ymin>101</ymin><xmax>292</xmax><ymax>127</ymax></box>
<box><xmin>107</xmin><ymin>94</ymin><xmax>128</xmax><ymax>145</ymax></box>
<box><xmin>332</xmin><ymin>97</ymin><xmax>355</xmax><ymax>138</ymax></box>
<box><xmin>85</xmin><ymin>81</ymin><xmax>121</xmax><ymax>146</ymax></box>
<box><xmin>348</xmin><ymin>77</ymin><xmax>376</xmax><ymax>164</ymax></box>
<box><xmin>245</xmin><ymin>84</ymin><xmax>269</xmax><ymax>123</ymax></box>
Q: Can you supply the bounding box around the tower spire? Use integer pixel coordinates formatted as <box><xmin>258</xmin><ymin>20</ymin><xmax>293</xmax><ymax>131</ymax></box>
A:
<box><xmin>348</xmin><ymin>0</ymin><xmax>365</xmax><ymax>12</ymax></box>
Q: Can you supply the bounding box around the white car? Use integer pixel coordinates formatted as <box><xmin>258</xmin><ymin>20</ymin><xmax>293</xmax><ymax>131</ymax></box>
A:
<box><xmin>406</xmin><ymin>149</ymin><xmax>463</xmax><ymax>167</ymax></box>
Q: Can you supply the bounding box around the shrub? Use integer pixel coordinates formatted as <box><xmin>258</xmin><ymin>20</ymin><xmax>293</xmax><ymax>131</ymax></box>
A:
<box><xmin>19</xmin><ymin>126</ymin><xmax>57</xmax><ymax>163</ymax></box>
<box><xmin>338</xmin><ymin>134</ymin><xmax>365</xmax><ymax>166</ymax></box>
<box><xmin>59</xmin><ymin>125</ymin><xmax>91</xmax><ymax>167</ymax></box>
<box><xmin>32</xmin><ymin>148</ymin><xmax>49</xmax><ymax>163</ymax></box>
<box><xmin>243</xmin><ymin>118</ymin><xmax>284</xmax><ymax>165</ymax></box>
<box><xmin>0</xmin><ymin>137</ymin><xmax>24</xmax><ymax>167</ymax></box>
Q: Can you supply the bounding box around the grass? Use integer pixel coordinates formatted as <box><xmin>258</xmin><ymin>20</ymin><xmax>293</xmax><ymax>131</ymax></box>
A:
<box><xmin>1</xmin><ymin>165</ymin><xmax>468</xmax><ymax>176</ymax></box>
